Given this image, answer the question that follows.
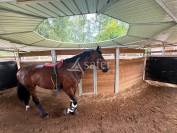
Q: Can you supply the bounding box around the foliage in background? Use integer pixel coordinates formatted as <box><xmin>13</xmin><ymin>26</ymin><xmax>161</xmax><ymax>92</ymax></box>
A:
<box><xmin>36</xmin><ymin>14</ymin><xmax>129</xmax><ymax>43</ymax></box>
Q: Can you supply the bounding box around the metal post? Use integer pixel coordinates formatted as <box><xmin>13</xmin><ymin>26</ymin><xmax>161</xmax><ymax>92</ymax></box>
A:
<box><xmin>79</xmin><ymin>79</ymin><xmax>83</xmax><ymax>96</ymax></box>
<box><xmin>16</xmin><ymin>50</ymin><xmax>21</xmax><ymax>69</ymax></box>
<box><xmin>143</xmin><ymin>51</ymin><xmax>147</xmax><ymax>80</ymax></box>
<box><xmin>93</xmin><ymin>65</ymin><xmax>97</xmax><ymax>95</ymax></box>
<box><xmin>51</xmin><ymin>50</ymin><xmax>57</xmax><ymax>63</ymax></box>
<box><xmin>162</xmin><ymin>43</ymin><xmax>165</xmax><ymax>56</ymax></box>
<box><xmin>114</xmin><ymin>48</ymin><xmax>120</xmax><ymax>94</ymax></box>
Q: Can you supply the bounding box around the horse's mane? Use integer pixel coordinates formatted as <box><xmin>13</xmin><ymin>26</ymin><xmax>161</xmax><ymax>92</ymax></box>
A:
<box><xmin>64</xmin><ymin>49</ymin><xmax>94</xmax><ymax>63</ymax></box>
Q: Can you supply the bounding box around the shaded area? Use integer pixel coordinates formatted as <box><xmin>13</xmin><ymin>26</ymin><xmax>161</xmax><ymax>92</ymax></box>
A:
<box><xmin>0</xmin><ymin>82</ymin><xmax>177</xmax><ymax>133</ymax></box>
<box><xmin>145</xmin><ymin>57</ymin><xmax>177</xmax><ymax>84</ymax></box>
<box><xmin>0</xmin><ymin>61</ymin><xmax>17</xmax><ymax>90</ymax></box>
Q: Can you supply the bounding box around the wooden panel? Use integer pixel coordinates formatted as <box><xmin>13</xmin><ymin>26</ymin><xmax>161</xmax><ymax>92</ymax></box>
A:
<box><xmin>97</xmin><ymin>58</ymin><xmax>144</xmax><ymax>95</ymax></box>
<box><xmin>120</xmin><ymin>59</ymin><xmax>144</xmax><ymax>92</ymax></box>
<box><xmin>82</xmin><ymin>69</ymin><xmax>94</xmax><ymax>94</ymax></box>
<box><xmin>97</xmin><ymin>59</ymin><xmax>115</xmax><ymax>94</ymax></box>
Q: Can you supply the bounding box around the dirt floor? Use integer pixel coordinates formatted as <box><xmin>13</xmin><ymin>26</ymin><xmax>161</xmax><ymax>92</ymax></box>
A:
<box><xmin>0</xmin><ymin>81</ymin><xmax>177</xmax><ymax>133</ymax></box>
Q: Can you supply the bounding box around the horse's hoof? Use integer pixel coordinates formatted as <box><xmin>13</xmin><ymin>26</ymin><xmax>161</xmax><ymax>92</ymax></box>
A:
<box><xmin>41</xmin><ymin>112</ymin><xmax>49</xmax><ymax>118</ymax></box>
<box><xmin>71</xmin><ymin>110</ymin><xmax>79</xmax><ymax>115</ymax></box>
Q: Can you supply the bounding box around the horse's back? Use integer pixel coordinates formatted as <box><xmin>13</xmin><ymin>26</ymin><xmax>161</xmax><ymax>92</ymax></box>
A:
<box><xmin>17</xmin><ymin>64</ymin><xmax>44</xmax><ymax>85</ymax></box>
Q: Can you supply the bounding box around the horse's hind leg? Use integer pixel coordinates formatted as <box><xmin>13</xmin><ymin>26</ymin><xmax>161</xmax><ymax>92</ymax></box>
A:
<box><xmin>31</xmin><ymin>91</ymin><xmax>48</xmax><ymax>118</ymax></box>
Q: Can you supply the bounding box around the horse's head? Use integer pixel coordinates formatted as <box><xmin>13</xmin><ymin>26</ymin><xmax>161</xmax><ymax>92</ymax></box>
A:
<box><xmin>90</xmin><ymin>46</ymin><xmax>109</xmax><ymax>72</ymax></box>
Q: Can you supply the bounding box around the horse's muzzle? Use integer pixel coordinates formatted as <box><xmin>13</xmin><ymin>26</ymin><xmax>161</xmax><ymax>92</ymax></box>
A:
<box><xmin>102</xmin><ymin>67</ymin><xmax>109</xmax><ymax>72</ymax></box>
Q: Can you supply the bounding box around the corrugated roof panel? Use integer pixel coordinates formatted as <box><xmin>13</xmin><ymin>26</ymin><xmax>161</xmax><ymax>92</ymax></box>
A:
<box><xmin>74</xmin><ymin>0</ymin><xmax>88</xmax><ymax>14</ymax></box>
<box><xmin>97</xmin><ymin>0</ymin><xmax>108</xmax><ymax>12</ymax></box>
<box><xmin>0</xmin><ymin>26</ymin><xmax>34</xmax><ymax>34</ymax></box>
<box><xmin>52</xmin><ymin>0</ymin><xmax>75</xmax><ymax>16</ymax></box>
<box><xmin>128</xmin><ymin>22</ymin><xmax>176</xmax><ymax>38</ymax></box>
<box><xmin>0</xmin><ymin>2</ymin><xmax>45</xmax><ymax>16</ymax></box>
<box><xmin>0</xmin><ymin>2</ymin><xmax>43</xmax><ymax>17</ymax></box>
<box><xmin>60</xmin><ymin>0</ymin><xmax>80</xmax><ymax>15</ymax></box>
<box><xmin>87</xmin><ymin>0</ymin><xmax>97</xmax><ymax>13</ymax></box>
<box><xmin>0</xmin><ymin>2</ymin><xmax>49</xmax><ymax>18</ymax></box>
<box><xmin>0</xmin><ymin>10</ymin><xmax>42</xmax><ymax>34</ymax></box>
<box><xmin>22</xmin><ymin>3</ymin><xmax>56</xmax><ymax>18</ymax></box>
<box><xmin>104</xmin><ymin>0</ymin><xmax>173</xmax><ymax>23</ymax></box>
<box><xmin>0</xmin><ymin>32</ymin><xmax>43</xmax><ymax>44</ymax></box>
<box><xmin>30</xmin><ymin>3</ymin><xmax>58</xmax><ymax>17</ymax></box>
<box><xmin>0</xmin><ymin>10</ymin><xmax>41</xmax><ymax>19</ymax></box>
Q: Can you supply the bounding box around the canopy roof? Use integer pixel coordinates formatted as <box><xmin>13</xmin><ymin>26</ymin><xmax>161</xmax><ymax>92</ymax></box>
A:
<box><xmin>0</xmin><ymin>0</ymin><xmax>177</xmax><ymax>52</ymax></box>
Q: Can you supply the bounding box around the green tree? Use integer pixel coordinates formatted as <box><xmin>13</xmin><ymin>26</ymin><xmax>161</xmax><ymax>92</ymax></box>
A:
<box><xmin>96</xmin><ymin>19</ymin><xmax>127</xmax><ymax>41</ymax></box>
<box><xmin>36</xmin><ymin>14</ymin><xmax>128</xmax><ymax>43</ymax></box>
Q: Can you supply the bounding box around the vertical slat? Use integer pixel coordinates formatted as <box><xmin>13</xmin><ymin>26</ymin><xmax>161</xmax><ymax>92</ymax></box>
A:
<box><xmin>114</xmin><ymin>48</ymin><xmax>119</xmax><ymax>94</ymax></box>
<box><xmin>143</xmin><ymin>56</ymin><xmax>147</xmax><ymax>80</ymax></box>
<box><xmin>16</xmin><ymin>50</ymin><xmax>21</xmax><ymax>69</ymax></box>
<box><xmin>79</xmin><ymin>79</ymin><xmax>83</xmax><ymax>96</ymax></box>
<box><xmin>93</xmin><ymin>65</ymin><xmax>97</xmax><ymax>95</ymax></box>
<box><xmin>51</xmin><ymin>50</ymin><xmax>57</xmax><ymax>63</ymax></box>
<box><xmin>162</xmin><ymin>43</ymin><xmax>165</xmax><ymax>55</ymax></box>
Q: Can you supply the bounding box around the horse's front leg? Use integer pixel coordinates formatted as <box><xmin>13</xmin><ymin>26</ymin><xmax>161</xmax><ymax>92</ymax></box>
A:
<box><xmin>65</xmin><ymin>96</ymin><xmax>78</xmax><ymax>115</ymax></box>
<box><xmin>63</xmin><ymin>86</ymin><xmax>78</xmax><ymax>115</ymax></box>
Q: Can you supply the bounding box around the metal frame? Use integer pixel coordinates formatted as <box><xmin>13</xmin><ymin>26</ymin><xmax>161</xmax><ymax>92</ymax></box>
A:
<box><xmin>78</xmin><ymin>79</ymin><xmax>82</xmax><ymax>96</ymax></box>
<box><xmin>114</xmin><ymin>47</ymin><xmax>119</xmax><ymax>94</ymax></box>
<box><xmin>51</xmin><ymin>49</ymin><xmax>57</xmax><ymax>63</ymax></box>
<box><xmin>93</xmin><ymin>65</ymin><xmax>97</xmax><ymax>95</ymax></box>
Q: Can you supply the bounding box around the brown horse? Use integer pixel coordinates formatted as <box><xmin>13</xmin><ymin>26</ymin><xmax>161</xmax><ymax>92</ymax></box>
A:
<box><xmin>17</xmin><ymin>46</ymin><xmax>109</xmax><ymax>118</ymax></box>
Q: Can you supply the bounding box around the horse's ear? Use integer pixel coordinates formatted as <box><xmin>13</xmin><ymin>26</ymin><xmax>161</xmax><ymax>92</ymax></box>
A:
<box><xmin>96</xmin><ymin>46</ymin><xmax>101</xmax><ymax>52</ymax></box>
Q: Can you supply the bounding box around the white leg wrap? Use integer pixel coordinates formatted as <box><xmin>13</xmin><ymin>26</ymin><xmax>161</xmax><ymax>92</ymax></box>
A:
<box><xmin>26</xmin><ymin>105</ymin><xmax>30</xmax><ymax>111</ymax></box>
<box><xmin>67</xmin><ymin>102</ymin><xmax>77</xmax><ymax>114</ymax></box>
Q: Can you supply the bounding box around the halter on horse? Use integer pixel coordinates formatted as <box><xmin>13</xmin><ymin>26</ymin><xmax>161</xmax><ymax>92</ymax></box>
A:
<box><xmin>17</xmin><ymin>46</ymin><xmax>109</xmax><ymax>118</ymax></box>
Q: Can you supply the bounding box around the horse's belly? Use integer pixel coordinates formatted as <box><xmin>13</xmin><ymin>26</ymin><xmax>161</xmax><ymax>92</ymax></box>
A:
<box><xmin>36</xmin><ymin>74</ymin><xmax>55</xmax><ymax>90</ymax></box>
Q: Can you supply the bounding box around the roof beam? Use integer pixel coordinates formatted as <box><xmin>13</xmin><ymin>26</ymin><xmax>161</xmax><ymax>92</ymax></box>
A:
<box><xmin>155</xmin><ymin>0</ymin><xmax>177</xmax><ymax>22</ymax></box>
<box><xmin>19</xmin><ymin>48</ymin><xmax>144</xmax><ymax>57</ymax></box>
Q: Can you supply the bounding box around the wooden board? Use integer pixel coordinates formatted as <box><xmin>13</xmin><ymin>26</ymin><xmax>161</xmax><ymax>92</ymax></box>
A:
<box><xmin>20</xmin><ymin>48</ymin><xmax>144</xmax><ymax>57</ymax></box>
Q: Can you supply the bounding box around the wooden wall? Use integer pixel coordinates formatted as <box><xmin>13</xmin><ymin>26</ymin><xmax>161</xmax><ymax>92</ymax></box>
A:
<box><xmin>81</xmin><ymin>58</ymin><xmax>144</xmax><ymax>95</ymax></box>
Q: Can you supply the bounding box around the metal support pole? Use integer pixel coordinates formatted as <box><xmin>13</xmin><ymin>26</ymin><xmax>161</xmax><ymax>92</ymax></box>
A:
<box><xmin>79</xmin><ymin>79</ymin><xmax>83</xmax><ymax>96</ymax></box>
<box><xmin>114</xmin><ymin>48</ymin><xmax>120</xmax><ymax>94</ymax></box>
<box><xmin>16</xmin><ymin>50</ymin><xmax>21</xmax><ymax>69</ymax></box>
<box><xmin>143</xmin><ymin>51</ymin><xmax>147</xmax><ymax>81</ymax></box>
<box><xmin>93</xmin><ymin>65</ymin><xmax>97</xmax><ymax>95</ymax></box>
<box><xmin>162</xmin><ymin>43</ymin><xmax>165</xmax><ymax>56</ymax></box>
<box><xmin>51</xmin><ymin>50</ymin><xmax>57</xmax><ymax>63</ymax></box>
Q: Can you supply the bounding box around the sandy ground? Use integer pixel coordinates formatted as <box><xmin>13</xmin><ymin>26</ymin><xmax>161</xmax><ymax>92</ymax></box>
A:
<box><xmin>0</xmin><ymin>81</ymin><xmax>177</xmax><ymax>133</ymax></box>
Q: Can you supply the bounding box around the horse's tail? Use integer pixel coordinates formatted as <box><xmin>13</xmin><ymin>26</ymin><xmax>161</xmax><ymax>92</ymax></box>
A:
<box><xmin>17</xmin><ymin>82</ymin><xmax>30</xmax><ymax>105</ymax></box>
